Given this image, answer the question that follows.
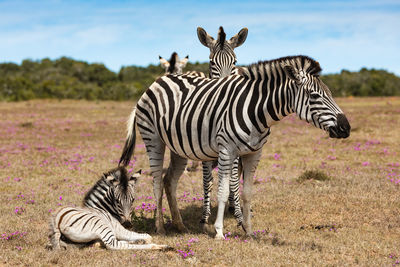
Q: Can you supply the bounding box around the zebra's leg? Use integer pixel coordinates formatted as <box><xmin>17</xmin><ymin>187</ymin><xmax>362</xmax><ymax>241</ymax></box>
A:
<box><xmin>200</xmin><ymin>161</ymin><xmax>214</xmax><ymax>231</ymax></box>
<box><xmin>102</xmin><ymin>235</ymin><xmax>169</xmax><ymax>250</ymax></box>
<box><xmin>163</xmin><ymin>151</ymin><xmax>188</xmax><ymax>232</ymax></box>
<box><xmin>143</xmin><ymin>137</ymin><xmax>166</xmax><ymax>235</ymax></box>
<box><xmin>241</xmin><ymin>150</ymin><xmax>262</xmax><ymax>237</ymax></box>
<box><xmin>214</xmin><ymin>150</ymin><xmax>235</xmax><ymax>240</ymax></box>
<box><xmin>47</xmin><ymin>214</ymin><xmax>63</xmax><ymax>250</ymax></box>
<box><xmin>229</xmin><ymin>157</ymin><xmax>243</xmax><ymax>226</ymax></box>
<box><xmin>112</xmin><ymin>218</ymin><xmax>153</xmax><ymax>244</ymax></box>
<box><xmin>109</xmin><ymin>241</ymin><xmax>171</xmax><ymax>250</ymax></box>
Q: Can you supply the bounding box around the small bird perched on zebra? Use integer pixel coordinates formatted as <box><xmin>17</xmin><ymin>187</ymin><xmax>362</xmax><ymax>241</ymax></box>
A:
<box><xmin>47</xmin><ymin>166</ymin><xmax>170</xmax><ymax>250</ymax></box>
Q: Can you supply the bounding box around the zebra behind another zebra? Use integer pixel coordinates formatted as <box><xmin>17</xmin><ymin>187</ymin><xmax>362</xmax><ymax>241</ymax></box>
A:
<box><xmin>197</xmin><ymin>26</ymin><xmax>248</xmax><ymax>78</ymax></box>
<box><xmin>119</xmin><ymin>55</ymin><xmax>351</xmax><ymax>239</ymax></box>
<box><xmin>47</xmin><ymin>167</ymin><xmax>170</xmax><ymax>250</ymax></box>
<box><xmin>197</xmin><ymin>26</ymin><xmax>248</xmax><ymax>226</ymax></box>
<box><xmin>159</xmin><ymin>52</ymin><xmax>206</xmax><ymax>77</ymax></box>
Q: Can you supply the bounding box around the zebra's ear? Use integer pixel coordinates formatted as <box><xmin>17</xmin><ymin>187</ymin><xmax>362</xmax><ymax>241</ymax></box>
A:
<box><xmin>283</xmin><ymin>65</ymin><xmax>300</xmax><ymax>82</ymax></box>
<box><xmin>180</xmin><ymin>56</ymin><xmax>189</xmax><ymax>67</ymax></box>
<box><xmin>197</xmin><ymin>27</ymin><xmax>215</xmax><ymax>48</ymax></box>
<box><xmin>229</xmin><ymin>27</ymin><xmax>248</xmax><ymax>48</ymax></box>
<box><xmin>130</xmin><ymin>169</ymin><xmax>141</xmax><ymax>183</ymax></box>
<box><xmin>106</xmin><ymin>175</ymin><xmax>116</xmax><ymax>183</ymax></box>
<box><xmin>159</xmin><ymin>56</ymin><xmax>170</xmax><ymax>70</ymax></box>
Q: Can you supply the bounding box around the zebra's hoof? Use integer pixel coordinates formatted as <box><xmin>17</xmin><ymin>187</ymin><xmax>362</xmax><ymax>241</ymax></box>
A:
<box><xmin>153</xmin><ymin>244</ymin><xmax>173</xmax><ymax>251</ymax></box>
<box><xmin>214</xmin><ymin>233</ymin><xmax>225</xmax><ymax>240</ymax></box>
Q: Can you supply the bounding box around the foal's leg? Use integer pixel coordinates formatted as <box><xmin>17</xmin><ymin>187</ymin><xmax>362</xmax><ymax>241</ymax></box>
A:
<box><xmin>200</xmin><ymin>161</ymin><xmax>214</xmax><ymax>230</ymax></box>
<box><xmin>214</xmin><ymin>150</ymin><xmax>235</xmax><ymax>240</ymax></box>
<box><xmin>163</xmin><ymin>151</ymin><xmax>188</xmax><ymax>232</ymax></box>
<box><xmin>113</xmin><ymin>219</ymin><xmax>152</xmax><ymax>244</ymax></box>
<box><xmin>229</xmin><ymin>157</ymin><xmax>244</xmax><ymax>226</ymax></box>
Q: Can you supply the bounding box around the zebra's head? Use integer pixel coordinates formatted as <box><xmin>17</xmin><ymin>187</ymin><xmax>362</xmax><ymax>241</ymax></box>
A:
<box><xmin>159</xmin><ymin>52</ymin><xmax>189</xmax><ymax>75</ymax></box>
<box><xmin>103</xmin><ymin>167</ymin><xmax>141</xmax><ymax>227</ymax></box>
<box><xmin>197</xmin><ymin>26</ymin><xmax>248</xmax><ymax>78</ymax></box>
<box><xmin>283</xmin><ymin>57</ymin><xmax>351</xmax><ymax>138</ymax></box>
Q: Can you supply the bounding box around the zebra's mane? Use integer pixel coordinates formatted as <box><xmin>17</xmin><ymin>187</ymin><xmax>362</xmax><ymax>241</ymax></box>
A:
<box><xmin>243</xmin><ymin>55</ymin><xmax>322</xmax><ymax>80</ymax></box>
<box><xmin>167</xmin><ymin>52</ymin><xmax>178</xmax><ymax>74</ymax></box>
<box><xmin>217</xmin><ymin>26</ymin><xmax>226</xmax><ymax>49</ymax></box>
<box><xmin>83</xmin><ymin>166</ymin><xmax>129</xmax><ymax>204</ymax></box>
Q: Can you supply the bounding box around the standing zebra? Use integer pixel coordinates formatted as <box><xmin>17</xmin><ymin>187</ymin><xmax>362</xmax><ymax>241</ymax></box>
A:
<box><xmin>119</xmin><ymin>55</ymin><xmax>351</xmax><ymax>239</ymax></box>
<box><xmin>160</xmin><ymin>52</ymin><xmax>206</xmax><ymax>172</ymax></box>
<box><xmin>159</xmin><ymin>52</ymin><xmax>189</xmax><ymax>75</ymax></box>
<box><xmin>197</xmin><ymin>26</ymin><xmax>248</xmax><ymax>78</ymax></box>
<box><xmin>47</xmin><ymin>167</ymin><xmax>169</xmax><ymax>250</ymax></box>
<box><xmin>197</xmin><ymin>26</ymin><xmax>248</xmax><ymax>226</ymax></box>
<box><xmin>159</xmin><ymin>52</ymin><xmax>206</xmax><ymax>77</ymax></box>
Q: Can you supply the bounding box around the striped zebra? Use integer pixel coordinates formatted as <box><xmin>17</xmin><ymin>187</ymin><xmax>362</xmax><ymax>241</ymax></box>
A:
<box><xmin>47</xmin><ymin>167</ymin><xmax>170</xmax><ymax>250</ymax></box>
<box><xmin>159</xmin><ymin>52</ymin><xmax>206</xmax><ymax>78</ymax></box>
<box><xmin>159</xmin><ymin>52</ymin><xmax>189</xmax><ymax>75</ymax></box>
<box><xmin>160</xmin><ymin>52</ymin><xmax>206</xmax><ymax>173</ymax></box>
<box><xmin>119</xmin><ymin>55</ymin><xmax>351</xmax><ymax>239</ymax></box>
<box><xmin>197</xmin><ymin>26</ymin><xmax>248</xmax><ymax>226</ymax></box>
<box><xmin>197</xmin><ymin>26</ymin><xmax>248</xmax><ymax>78</ymax></box>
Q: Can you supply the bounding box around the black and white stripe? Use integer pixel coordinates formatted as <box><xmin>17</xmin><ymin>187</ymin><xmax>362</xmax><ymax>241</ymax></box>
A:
<box><xmin>47</xmin><ymin>167</ymin><xmax>169</xmax><ymax>250</ymax></box>
<box><xmin>197</xmin><ymin>26</ymin><xmax>248</xmax><ymax>78</ymax></box>
<box><xmin>119</xmin><ymin>55</ymin><xmax>351</xmax><ymax>239</ymax></box>
<box><xmin>197</xmin><ymin>26</ymin><xmax>249</xmax><ymax>226</ymax></box>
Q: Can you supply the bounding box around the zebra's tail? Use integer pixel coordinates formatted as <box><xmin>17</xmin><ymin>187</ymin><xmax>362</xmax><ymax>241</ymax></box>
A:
<box><xmin>119</xmin><ymin>108</ymin><xmax>137</xmax><ymax>167</ymax></box>
<box><xmin>46</xmin><ymin>210</ymin><xmax>61</xmax><ymax>250</ymax></box>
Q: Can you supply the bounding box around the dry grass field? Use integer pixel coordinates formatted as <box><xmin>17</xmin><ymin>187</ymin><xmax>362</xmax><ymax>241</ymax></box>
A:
<box><xmin>1</xmin><ymin>97</ymin><xmax>399</xmax><ymax>266</ymax></box>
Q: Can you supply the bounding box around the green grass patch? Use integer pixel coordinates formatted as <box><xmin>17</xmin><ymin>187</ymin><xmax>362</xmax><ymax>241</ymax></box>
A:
<box><xmin>297</xmin><ymin>169</ymin><xmax>331</xmax><ymax>183</ymax></box>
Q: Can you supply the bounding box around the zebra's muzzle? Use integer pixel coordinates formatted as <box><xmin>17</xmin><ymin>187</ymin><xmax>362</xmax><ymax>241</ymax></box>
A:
<box><xmin>122</xmin><ymin>220</ymin><xmax>133</xmax><ymax>228</ymax></box>
<box><xmin>329</xmin><ymin>113</ymin><xmax>351</xmax><ymax>138</ymax></box>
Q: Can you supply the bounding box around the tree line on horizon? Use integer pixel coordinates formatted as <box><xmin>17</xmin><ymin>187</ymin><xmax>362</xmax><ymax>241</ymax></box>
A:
<box><xmin>0</xmin><ymin>57</ymin><xmax>399</xmax><ymax>101</ymax></box>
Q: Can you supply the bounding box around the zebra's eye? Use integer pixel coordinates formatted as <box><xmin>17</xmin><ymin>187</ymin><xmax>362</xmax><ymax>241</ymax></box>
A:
<box><xmin>309</xmin><ymin>93</ymin><xmax>320</xmax><ymax>100</ymax></box>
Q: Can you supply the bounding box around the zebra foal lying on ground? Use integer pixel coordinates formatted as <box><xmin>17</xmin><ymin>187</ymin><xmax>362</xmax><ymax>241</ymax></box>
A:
<box><xmin>47</xmin><ymin>167</ymin><xmax>170</xmax><ymax>250</ymax></box>
<box><xmin>119</xmin><ymin>55</ymin><xmax>351</xmax><ymax>240</ymax></box>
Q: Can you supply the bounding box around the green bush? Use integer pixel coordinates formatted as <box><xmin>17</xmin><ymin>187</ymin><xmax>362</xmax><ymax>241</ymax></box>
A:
<box><xmin>0</xmin><ymin>57</ymin><xmax>399</xmax><ymax>101</ymax></box>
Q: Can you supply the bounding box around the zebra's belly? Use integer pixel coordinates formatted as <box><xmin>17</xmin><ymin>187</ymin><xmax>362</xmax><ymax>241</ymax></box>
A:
<box><xmin>169</xmin><ymin>145</ymin><xmax>219</xmax><ymax>161</ymax></box>
<box><xmin>61</xmin><ymin>226</ymin><xmax>100</xmax><ymax>243</ymax></box>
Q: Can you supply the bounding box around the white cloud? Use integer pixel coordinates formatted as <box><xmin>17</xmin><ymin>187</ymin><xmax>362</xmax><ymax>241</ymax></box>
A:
<box><xmin>0</xmin><ymin>0</ymin><xmax>399</xmax><ymax>74</ymax></box>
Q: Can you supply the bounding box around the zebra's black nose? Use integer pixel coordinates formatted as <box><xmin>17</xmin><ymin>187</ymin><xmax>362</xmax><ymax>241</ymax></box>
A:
<box><xmin>329</xmin><ymin>113</ymin><xmax>351</xmax><ymax>139</ymax></box>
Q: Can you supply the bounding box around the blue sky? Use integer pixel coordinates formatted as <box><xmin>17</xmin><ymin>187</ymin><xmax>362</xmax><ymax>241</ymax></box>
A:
<box><xmin>1</xmin><ymin>0</ymin><xmax>400</xmax><ymax>75</ymax></box>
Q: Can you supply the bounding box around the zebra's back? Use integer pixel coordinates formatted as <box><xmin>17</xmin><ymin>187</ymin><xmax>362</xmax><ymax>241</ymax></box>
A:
<box><xmin>137</xmin><ymin>73</ymin><xmax>248</xmax><ymax>161</ymax></box>
<box><xmin>50</xmin><ymin>206</ymin><xmax>113</xmax><ymax>245</ymax></box>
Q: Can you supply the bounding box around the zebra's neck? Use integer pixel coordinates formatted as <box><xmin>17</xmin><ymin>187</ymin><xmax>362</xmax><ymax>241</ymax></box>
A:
<box><xmin>83</xmin><ymin>180</ymin><xmax>120</xmax><ymax>221</ymax></box>
<box><xmin>236</xmin><ymin>62</ymin><xmax>297</xmax><ymax>127</ymax></box>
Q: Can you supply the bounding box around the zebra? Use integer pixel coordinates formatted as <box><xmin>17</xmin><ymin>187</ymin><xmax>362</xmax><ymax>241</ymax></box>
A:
<box><xmin>160</xmin><ymin>52</ymin><xmax>206</xmax><ymax>173</ymax></box>
<box><xmin>197</xmin><ymin>26</ymin><xmax>248</xmax><ymax>78</ymax></box>
<box><xmin>119</xmin><ymin>55</ymin><xmax>351</xmax><ymax>239</ymax></box>
<box><xmin>197</xmin><ymin>26</ymin><xmax>248</xmax><ymax>226</ymax></box>
<box><xmin>159</xmin><ymin>52</ymin><xmax>206</xmax><ymax>78</ymax></box>
<box><xmin>47</xmin><ymin>166</ymin><xmax>170</xmax><ymax>250</ymax></box>
<box><xmin>159</xmin><ymin>52</ymin><xmax>189</xmax><ymax>75</ymax></box>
